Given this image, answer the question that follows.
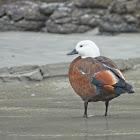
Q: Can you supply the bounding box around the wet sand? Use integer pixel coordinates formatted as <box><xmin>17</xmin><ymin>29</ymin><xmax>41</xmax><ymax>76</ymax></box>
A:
<box><xmin>0</xmin><ymin>69</ymin><xmax>140</xmax><ymax>140</ymax></box>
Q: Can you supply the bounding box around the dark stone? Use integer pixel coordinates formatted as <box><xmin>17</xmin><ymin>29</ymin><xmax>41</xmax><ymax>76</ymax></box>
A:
<box><xmin>110</xmin><ymin>0</ymin><xmax>139</xmax><ymax>14</ymax></box>
<box><xmin>15</xmin><ymin>19</ymin><xmax>45</xmax><ymax>31</ymax></box>
<box><xmin>76</xmin><ymin>25</ymin><xmax>92</xmax><ymax>33</ymax></box>
<box><xmin>5</xmin><ymin>1</ymin><xmax>46</xmax><ymax>21</ymax></box>
<box><xmin>56</xmin><ymin>23</ymin><xmax>78</xmax><ymax>33</ymax></box>
<box><xmin>46</xmin><ymin>19</ymin><xmax>76</xmax><ymax>33</ymax></box>
<box><xmin>45</xmin><ymin>19</ymin><xmax>59</xmax><ymax>33</ymax></box>
<box><xmin>80</xmin><ymin>14</ymin><xmax>100</xmax><ymax>27</ymax></box>
<box><xmin>124</xmin><ymin>15</ymin><xmax>138</xmax><ymax>24</ymax></box>
<box><xmin>72</xmin><ymin>8</ymin><xmax>95</xmax><ymax>20</ymax></box>
<box><xmin>51</xmin><ymin>7</ymin><xmax>72</xmax><ymax>20</ymax></box>
<box><xmin>5</xmin><ymin>4</ymin><xmax>25</xmax><ymax>21</ymax></box>
<box><xmin>80</xmin><ymin>14</ymin><xmax>94</xmax><ymax>24</ymax></box>
<box><xmin>0</xmin><ymin>16</ymin><xmax>23</xmax><ymax>31</ymax></box>
<box><xmin>39</xmin><ymin>2</ymin><xmax>64</xmax><ymax>15</ymax></box>
<box><xmin>74</xmin><ymin>0</ymin><xmax>115</xmax><ymax>8</ymax></box>
<box><xmin>99</xmin><ymin>0</ymin><xmax>140</xmax><ymax>33</ymax></box>
<box><xmin>0</xmin><ymin>6</ymin><xmax>5</xmax><ymax>17</ymax></box>
<box><xmin>54</xmin><ymin>17</ymin><xmax>72</xmax><ymax>24</ymax></box>
<box><xmin>102</xmin><ymin>14</ymin><xmax>124</xmax><ymax>23</ymax></box>
<box><xmin>92</xmin><ymin>9</ymin><xmax>107</xmax><ymax>16</ymax></box>
<box><xmin>46</xmin><ymin>19</ymin><xmax>91</xmax><ymax>33</ymax></box>
<box><xmin>99</xmin><ymin>22</ymin><xmax>137</xmax><ymax>33</ymax></box>
<box><xmin>89</xmin><ymin>18</ymin><xmax>100</xmax><ymax>27</ymax></box>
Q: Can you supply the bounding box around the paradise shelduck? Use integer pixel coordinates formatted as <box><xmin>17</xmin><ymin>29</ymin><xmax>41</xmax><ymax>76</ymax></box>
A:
<box><xmin>67</xmin><ymin>40</ymin><xmax>134</xmax><ymax>117</ymax></box>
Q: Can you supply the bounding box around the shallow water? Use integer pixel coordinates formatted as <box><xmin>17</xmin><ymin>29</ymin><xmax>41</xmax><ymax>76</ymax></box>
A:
<box><xmin>0</xmin><ymin>69</ymin><xmax>140</xmax><ymax>140</ymax></box>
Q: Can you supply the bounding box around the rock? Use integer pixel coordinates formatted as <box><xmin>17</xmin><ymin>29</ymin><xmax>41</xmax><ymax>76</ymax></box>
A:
<box><xmin>1</xmin><ymin>68</ymin><xmax>43</xmax><ymax>82</ymax></box>
<box><xmin>102</xmin><ymin>14</ymin><xmax>124</xmax><ymax>23</ymax></box>
<box><xmin>88</xmin><ymin>18</ymin><xmax>100</xmax><ymax>27</ymax></box>
<box><xmin>45</xmin><ymin>4</ymin><xmax>104</xmax><ymax>33</ymax></box>
<box><xmin>124</xmin><ymin>15</ymin><xmax>138</xmax><ymax>24</ymax></box>
<box><xmin>99</xmin><ymin>22</ymin><xmax>118</xmax><ymax>33</ymax></box>
<box><xmin>1</xmin><ymin>0</ymin><xmax>139</xmax><ymax>34</ymax></box>
<box><xmin>76</xmin><ymin>25</ymin><xmax>92</xmax><ymax>33</ymax></box>
<box><xmin>74</xmin><ymin>0</ymin><xmax>115</xmax><ymax>8</ymax></box>
<box><xmin>27</xmin><ymin>68</ymin><xmax>43</xmax><ymax>81</ymax></box>
<box><xmin>5</xmin><ymin>4</ymin><xmax>25</xmax><ymax>21</ymax></box>
<box><xmin>80</xmin><ymin>14</ymin><xmax>94</xmax><ymax>24</ymax></box>
<box><xmin>8</xmin><ymin>65</ymin><xmax>39</xmax><ymax>74</ymax></box>
<box><xmin>54</xmin><ymin>17</ymin><xmax>72</xmax><ymax>24</ymax></box>
<box><xmin>0</xmin><ymin>1</ymin><xmax>5</xmax><ymax>6</ymax></box>
<box><xmin>0</xmin><ymin>65</ymin><xmax>44</xmax><ymax>82</ymax></box>
<box><xmin>4</xmin><ymin>0</ymin><xmax>68</xmax><ymax>3</ymax></box>
<box><xmin>0</xmin><ymin>1</ymin><xmax>48</xmax><ymax>31</ymax></box>
<box><xmin>39</xmin><ymin>2</ymin><xmax>64</xmax><ymax>15</ymax></box>
<box><xmin>0</xmin><ymin>16</ymin><xmax>23</xmax><ymax>31</ymax></box>
<box><xmin>46</xmin><ymin>19</ymin><xmax>77</xmax><ymax>33</ymax></box>
<box><xmin>0</xmin><ymin>15</ymin><xmax>45</xmax><ymax>31</ymax></box>
<box><xmin>71</xmin><ymin>8</ymin><xmax>94</xmax><ymax>20</ymax></box>
<box><xmin>0</xmin><ymin>6</ymin><xmax>5</xmax><ymax>17</ymax></box>
<box><xmin>45</xmin><ymin>19</ymin><xmax>59</xmax><ymax>33</ymax></box>
<box><xmin>99</xmin><ymin>0</ymin><xmax>140</xmax><ymax>33</ymax></box>
<box><xmin>51</xmin><ymin>7</ymin><xmax>72</xmax><ymax>20</ymax></box>
<box><xmin>80</xmin><ymin>14</ymin><xmax>100</xmax><ymax>27</ymax></box>
<box><xmin>99</xmin><ymin>22</ymin><xmax>137</xmax><ymax>33</ymax></box>
<box><xmin>66</xmin><ymin>0</ymin><xmax>75</xmax><ymax>8</ymax></box>
<box><xmin>92</xmin><ymin>9</ymin><xmax>107</xmax><ymax>16</ymax></box>
<box><xmin>15</xmin><ymin>19</ymin><xmax>45</xmax><ymax>31</ymax></box>
<box><xmin>46</xmin><ymin>19</ymin><xmax>92</xmax><ymax>33</ymax></box>
<box><xmin>5</xmin><ymin>1</ymin><xmax>46</xmax><ymax>21</ymax></box>
<box><xmin>71</xmin><ymin>8</ymin><xmax>102</xmax><ymax>25</ymax></box>
<box><xmin>23</xmin><ymin>2</ymin><xmax>47</xmax><ymax>21</ymax></box>
<box><xmin>40</xmin><ymin>63</ymin><xmax>70</xmax><ymax>78</ymax></box>
<box><xmin>110</xmin><ymin>0</ymin><xmax>139</xmax><ymax>13</ymax></box>
<box><xmin>2</xmin><ymin>76</ymin><xmax>21</xmax><ymax>83</ymax></box>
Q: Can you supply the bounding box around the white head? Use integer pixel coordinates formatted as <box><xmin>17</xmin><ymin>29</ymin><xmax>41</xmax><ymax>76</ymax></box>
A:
<box><xmin>67</xmin><ymin>40</ymin><xmax>100</xmax><ymax>58</ymax></box>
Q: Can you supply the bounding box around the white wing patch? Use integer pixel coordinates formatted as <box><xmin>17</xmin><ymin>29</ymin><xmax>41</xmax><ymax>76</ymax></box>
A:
<box><xmin>108</xmin><ymin>70</ymin><xmax>119</xmax><ymax>83</ymax></box>
<box><xmin>80</xmin><ymin>70</ymin><xmax>86</xmax><ymax>75</ymax></box>
<box><xmin>116</xmin><ymin>69</ymin><xmax>125</xmax><ymax>80</ymax></box>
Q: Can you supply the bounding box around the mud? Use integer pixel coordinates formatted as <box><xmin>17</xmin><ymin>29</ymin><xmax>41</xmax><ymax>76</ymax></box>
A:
<box><xmin>0</xmin><ymin>69</ymin><xmax>139</xmax><ymax>140</ymax></box>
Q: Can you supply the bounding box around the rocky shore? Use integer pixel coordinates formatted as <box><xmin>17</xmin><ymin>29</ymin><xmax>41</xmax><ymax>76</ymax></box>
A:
<box><xmin>0</xmin><ymin>0</ymin><xmax>140</xmax><ymax>33</ymax></box>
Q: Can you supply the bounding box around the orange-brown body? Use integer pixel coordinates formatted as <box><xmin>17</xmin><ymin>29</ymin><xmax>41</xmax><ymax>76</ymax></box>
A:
<box><xmin>68</xmin><ymin>56</ymin><xmax>123</xmax><ymax>102</ymax></box>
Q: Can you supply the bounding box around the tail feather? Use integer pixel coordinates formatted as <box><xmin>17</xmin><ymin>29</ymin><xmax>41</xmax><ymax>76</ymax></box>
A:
<box><xmin>125</xmin><ymin>83</ymin><xmax>134</xmax><ymax>93</ymax></box>
<box><xmin>113</xmin><ymin>79</ymin><xmax>134</xmax><ymax>94</ymax></box>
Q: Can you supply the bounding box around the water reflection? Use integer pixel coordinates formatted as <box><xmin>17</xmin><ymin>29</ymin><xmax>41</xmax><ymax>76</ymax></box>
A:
<box><xmin>83</xmin><ymin>117</ymin><xmax>111</xmax><ymax>140</ymax></box>
<box><xmin>83</xmin><ymin>118</ymin><xmax>88</xmax><ymax>140</ymax></box>
<box><xmin>105</xmin><ymin>117</ymin><xmax>109</xmax><ymax>140</ymax></box>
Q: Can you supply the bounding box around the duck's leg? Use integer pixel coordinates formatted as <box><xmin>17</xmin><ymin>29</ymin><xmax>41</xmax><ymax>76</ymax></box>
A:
<box><xmin>105</xmin><ymin>101</ymin><xmax>109</xmax><ymax>116</ymax></box>
<box><xmin>83</xmin><ymin>101</ymin><xmax>88</xmax><ymax>118</ymax></box>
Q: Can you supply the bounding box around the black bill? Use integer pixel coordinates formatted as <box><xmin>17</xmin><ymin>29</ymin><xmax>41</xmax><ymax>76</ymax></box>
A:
<box><xmin>67</xmin><ymin>49</ymin><xmax>78</xmax><ymax>55</ymax></box>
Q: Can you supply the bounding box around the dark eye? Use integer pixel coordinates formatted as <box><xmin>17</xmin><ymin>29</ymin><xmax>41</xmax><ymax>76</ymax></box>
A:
<box><xmin>80</xmin><ymin>45</ymin><xmax>83</xmax><ymax>47</ymax></box>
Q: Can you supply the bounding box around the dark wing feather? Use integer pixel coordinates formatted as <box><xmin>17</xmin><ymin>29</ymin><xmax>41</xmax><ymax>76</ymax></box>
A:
<box><xmin>95</xmin><ymin>56</ymin><xmax>118</xmax><ymax>69</ymax></box>
<box><xmin>95</xmin><ymin>56</ymin><xmax>134</xmax><ymax>94</ymax></box>
<box><xmin>95</xmin><ymin>56</ymin><xmax>125</xmax><ymax>79</ymax></box>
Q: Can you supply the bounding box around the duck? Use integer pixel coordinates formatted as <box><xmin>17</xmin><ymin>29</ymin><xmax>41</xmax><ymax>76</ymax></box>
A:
<box><xmin>67</xmin><ymin>40</ymin><xmax>134</xmax><ymax>118</ymax></box>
